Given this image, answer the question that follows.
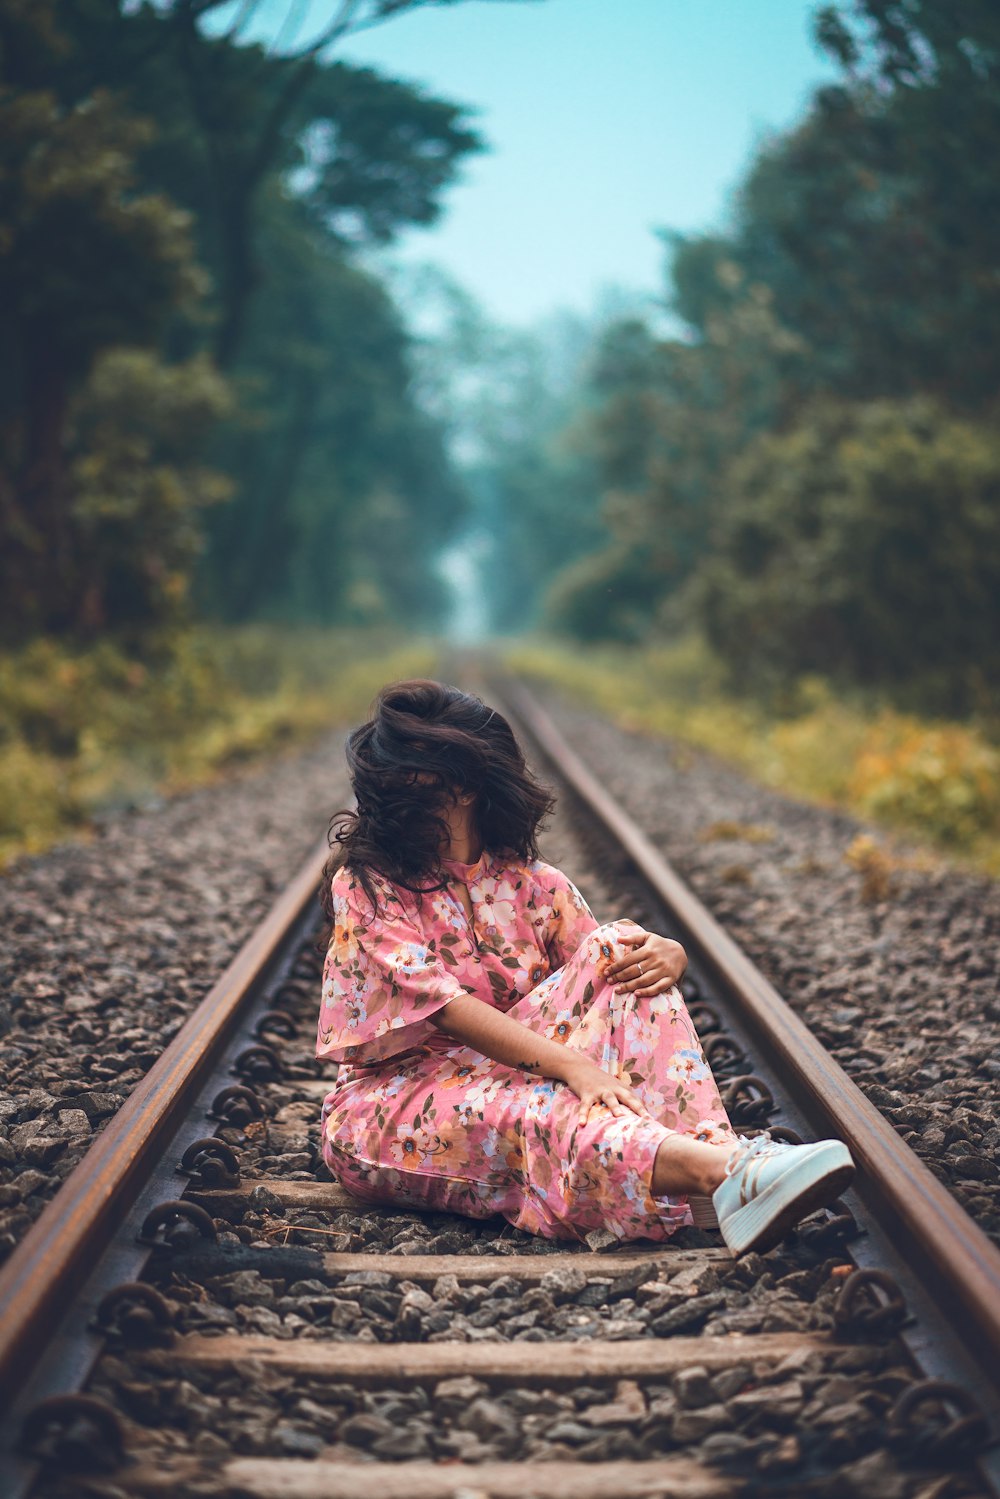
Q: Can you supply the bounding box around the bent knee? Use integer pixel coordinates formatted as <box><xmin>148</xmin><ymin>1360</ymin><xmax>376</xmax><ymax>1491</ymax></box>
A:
<box><xmin>588</xmin><ymin>919</ymin><xmax>644</xmax><ymax>963</ymax></box>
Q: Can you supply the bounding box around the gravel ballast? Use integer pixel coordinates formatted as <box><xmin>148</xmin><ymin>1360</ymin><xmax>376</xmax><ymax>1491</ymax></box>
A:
<box><xmin>525</xmin><ymin>688</ymin><xmax>1000</xmax><ymax>1251</ymax></box>
<box><xmin>0</xmin><ymin>730</ymin><xmax>351</xmax><ymax>1263</ymax></box>
<box><xmin>7</xmin><ymin>713</ymin><xmax>993</xmax><ymax>1499</ymax></box>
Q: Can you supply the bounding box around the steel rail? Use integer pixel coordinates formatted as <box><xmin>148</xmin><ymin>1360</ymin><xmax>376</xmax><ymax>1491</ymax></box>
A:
<box><xmin>499</xmin><ymin>674</ymin><xmax>1000</xmax><ymax>1387</ymax></box>
<box><xmin>0</xmin><ymin>833</ymin><xmax>331</xmax><ymax>1411</ymax></box>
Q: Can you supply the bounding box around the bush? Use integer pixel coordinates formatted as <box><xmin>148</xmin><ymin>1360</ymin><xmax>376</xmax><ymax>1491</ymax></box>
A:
<box><xmin>0</xmin><ymin>627</ymin><xmax>434</xmax><ymax>865</ymax></box>
<box><xmin>504</xmin><ymin>636</ymin><xmax>1000</xmax><ymax>876</ymax></box>
<box><xmin>697</xmin><ymin>395</ymin><xmax>1000</xmax><ymax>713</ymax></box>
<box><xmin>849</xmin><ymin>716</ymin><xmax>1000</xmax><ymax>847</ymax></box>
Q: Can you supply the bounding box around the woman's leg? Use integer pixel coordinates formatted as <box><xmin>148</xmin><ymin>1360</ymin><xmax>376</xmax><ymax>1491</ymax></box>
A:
<box><xmin>651</xmin><ymin>1134</ymin><xmax>734</xmax><ymax>1196</ymax></box>
<box><xmin>510</xmin><ymin>919</ymin><xmax>736</xmax><ymax>1145</ymax></box>
<box><xmin>499</xmin><ymin>919</ymin><xmax>738</xmax><ymax>1240</ymax></box>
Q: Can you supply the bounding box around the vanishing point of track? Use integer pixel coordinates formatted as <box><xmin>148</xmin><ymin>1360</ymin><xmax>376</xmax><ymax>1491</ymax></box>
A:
<box><xmin>0</xmin><ymin>670</ymin><xmax>998</xmax><ymax>1498</ymax></box>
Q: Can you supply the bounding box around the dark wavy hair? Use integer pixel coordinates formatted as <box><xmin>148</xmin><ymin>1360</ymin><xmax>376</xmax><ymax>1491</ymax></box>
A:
<box><xmin>319</xmin><ymin>679</ymin><xmax>555</xmax><ymax>927</ymax></box>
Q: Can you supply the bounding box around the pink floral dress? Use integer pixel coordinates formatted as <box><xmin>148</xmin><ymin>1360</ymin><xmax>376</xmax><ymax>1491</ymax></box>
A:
<box><xmin>316</xmin><ymin>850</ymin><xmax>735</xmax><ymax>1243</ymax></box>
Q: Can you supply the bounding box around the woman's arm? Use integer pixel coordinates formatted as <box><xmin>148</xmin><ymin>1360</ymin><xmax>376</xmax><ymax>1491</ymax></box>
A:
<box><xmin>429</xmin><ymin>995</ymin><xmax>649</xmax><ymax>1125</ymax></box>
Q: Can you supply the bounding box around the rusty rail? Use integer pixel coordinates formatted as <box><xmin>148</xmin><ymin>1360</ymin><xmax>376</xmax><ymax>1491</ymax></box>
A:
<box><xmin>500</xmin><ymin>674</ymin><xmax>1000</xmax><ymax>1387</ymax></box>
<box><xmin>0</xmin><ymin>834</ymin><xmax>330</xmax><ymax>1410</ymax></box>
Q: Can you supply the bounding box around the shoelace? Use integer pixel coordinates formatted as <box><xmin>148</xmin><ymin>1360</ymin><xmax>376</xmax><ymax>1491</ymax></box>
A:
<box><xmin>723</xmin><ymin>1129</ymin><xmax>795</xmax><ymax>1179</ymax></box>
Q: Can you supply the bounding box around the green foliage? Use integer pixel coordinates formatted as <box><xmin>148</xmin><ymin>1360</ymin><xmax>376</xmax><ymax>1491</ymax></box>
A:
<box><xmin>696</xmin><ymin>396</ymin><xmax>1000</xmax><ymax>710</ymax></box>
<box><xmin>544</xmin><ymin>544</ymin><xmax>665</xmax><ymax>644</ymax></box>
<box><xmin>0</xmin><ymin>0</ymin><xmax>485</xmax><ymax>650</ymax></box>
<box><xmin>198</xmin><ymin>218</ymin><xmax>464</xmax><ymax>628</ymax></box>
<box><xmin>0</xmin><ymin>627</ymin><xmax>436</xmax><ymax>865</ymax></box>
<box><xmin>538</xmin><ymin>0</ymin><xmax>1000</xmax><ymax>715</ymax></box>
<box><xmin>848</xmin><ymin>714</ymin><xmax>1000</xmax><ymax>849</ymax></box>
<box><xmin>0</xmin><ymin>8</ymin><xmax>213</xmax><ymax>642</ymax></box>
<box><xmin>293</xmin><ymin>62</ymin><xmax>483</xmax><ymax>246</ymax></box>
<box><xmin>68</xmin><ymin>349</ymin><xmax>234</xmax><ymax>637</ymax></box>
<box><xmin>505</xmin><ymin>638</ymin><xmax>1000</xmax><ymax>876</ymax></box>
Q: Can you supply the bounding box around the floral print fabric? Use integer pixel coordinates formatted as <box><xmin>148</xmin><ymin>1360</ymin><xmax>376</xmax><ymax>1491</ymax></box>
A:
<box><xmin>317</xmin><ymin>850</ymin><xmax>735</xmax><ymax>1243</ymax></box>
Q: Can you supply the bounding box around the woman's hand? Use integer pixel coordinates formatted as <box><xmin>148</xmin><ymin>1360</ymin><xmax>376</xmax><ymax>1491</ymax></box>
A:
<box><xmin>606</xmin><ymin>929</ymin><xmax>688</xmax><ymax>999</ymax></box>
<box><xmin>557</xmin><ymin>1052</ymin><xmax>650</xmax><ymax>1126</ymax></box>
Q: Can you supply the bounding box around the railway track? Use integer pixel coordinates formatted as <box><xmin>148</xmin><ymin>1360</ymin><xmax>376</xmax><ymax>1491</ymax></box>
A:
<box><xmin>1</xmin><ymin>670</ymin><xmax>998</xmax><ymax>1498</ymax></box>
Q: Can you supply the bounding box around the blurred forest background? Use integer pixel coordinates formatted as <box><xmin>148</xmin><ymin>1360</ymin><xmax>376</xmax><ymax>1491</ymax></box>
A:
<box><xmin>1</xmin><ymin>0</ymin><xmax>999</xmax><ymax>872</ymax></box>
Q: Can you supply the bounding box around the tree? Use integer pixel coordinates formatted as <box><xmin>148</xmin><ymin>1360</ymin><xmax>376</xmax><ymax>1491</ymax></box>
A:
<box><xmin>195</xmin><ymin>201</ymin><xmax>465</xmax><ymax>627</ymax></box>
<box><xmin>695</xmin><ymin>395</ymin><xmax>1000</xmax><ymax>710</ymax></box>
<box><xmin>55</xmin><ymin>1</ymin><xmax>507</xmax><ymax>366</ymax></box>
<box><xmin>0</xmin><ymin>47</ymin><xmax>209</xmax><ymax>637</ymax></box>
<box><xmin>0</xmin><ymin>0</ymin><xmax>503</xmax><ymax>640</ymax></box>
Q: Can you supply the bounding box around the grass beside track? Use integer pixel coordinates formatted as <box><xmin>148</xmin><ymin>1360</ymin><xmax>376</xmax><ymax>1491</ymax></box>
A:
<box><xmin>505</xmin><ymin>637</ymin><xmax>1000</xmax><ymax>880</ymax></box>
<box><xmin>0</xmin><ymin>626</ymin><xmax>435</xmax><ymax>868</ymax></box>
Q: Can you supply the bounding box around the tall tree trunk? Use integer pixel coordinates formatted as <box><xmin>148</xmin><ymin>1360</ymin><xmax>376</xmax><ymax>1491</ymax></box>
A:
<box><xmin>16</xmin><ymin>352</ymin><xmax>74</xmax><ymax>637</ymax></box>
<box><xmin>214</xmin><ymin>184</ymin><xmax>258</xmax><ymax>369</ymax></box>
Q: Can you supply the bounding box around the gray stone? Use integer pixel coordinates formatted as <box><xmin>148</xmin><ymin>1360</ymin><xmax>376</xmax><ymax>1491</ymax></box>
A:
<box><xmin>505</xmin><ymin>1390</ymin><xmax>569</xmax><ymax>1416</ymax></box>
<box><xmin>649</xmin><ymin>1292</ymin><xmax>725</xmax><ymax>1335</ymax></box>
<box><xmin>327</xmin><ymin>1301</ymin><xmax>362</xmax><ymax>1330</ymax></box>
<box><xmin>433</xmin><ymin>1376</ymin><xmax>488</xmax><ymax>1420</ymax></box>
<box><xmin>673</xmin><ymin>1365</ymin><xmax>714</xmax><ymax>1409</ymax></box>
<box><xmin>834</xmin><ymin>1449</ymin><xmax>908</xmax><ymax>1499</ymax></box>
<box><xmin>538</xmin><ymin>1266</ymin><xmax>588</xmax><ymax>1301</ymax></box>
<box><xmin>545</xmin><ymin>1419</ymin><xmax>596</xmax><ymax>1444</ymax></box>
<box><xmin>224</xmin><ymin>1270</ymin><xmax>275</xmax><ymax>1305</ymax></box>
<box><xmin>340</xmin><ymin>1412</ymin><xmax>394</xmax><ymax>1448</ymax></box>
<box><xmin>671</xmin><ymin>1404</ymin><xmax>731</xmax><ymax>1442</ymax></box>
<box><xmin>274</xmin><ymin>1423</ymin><xmax>324</xmax><ymax>1458</ymax></box>
<box><xmin>15</xmin><ymin>1169</ymin><xmax>48</xmax><ymax>1198</ymax></box>
<box><xmin>460</xmin><ymin>1398</ymin><xmax>520</xmax><ymax>1444</ymax></box>
<box><xmin>729</xmin><ymin>1380</ymin><xmax>804</xmax><ymax>1422</ymax></box>
<box><xmin>72</xmin><ymin>1092</ymin><xmax>124</xmax><ymax>1121</ymax></box>
<box><xmin>580</xmin><ymin>1381</ymin><xmax>647</xmax><ymax>1428</ymax></box>
<box><xmin>699</xmin><ymin>1431</ymin><xmax>759</xmax><ymax>1463</ymax></box>
<box><xmin>249</xmin><ymin>1185</ymin><xmax>285</xmax><ymax>1213</ymax></box>
<box><xmin>372</xmin><ymin>1426</ymin><xmax>431</xmax><ymax>1459</ymax></box>
<box><xmin>711</xmin><ymin>1363</ymin><xmax>753</xmax><ymax>1401</ymax></box>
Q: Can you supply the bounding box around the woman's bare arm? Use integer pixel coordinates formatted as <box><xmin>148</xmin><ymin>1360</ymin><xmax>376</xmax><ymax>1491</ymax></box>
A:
<box><xmin>429</xmin><ymin>995</ymin><xmax>649</xmax><ymax>1124</ymax></box>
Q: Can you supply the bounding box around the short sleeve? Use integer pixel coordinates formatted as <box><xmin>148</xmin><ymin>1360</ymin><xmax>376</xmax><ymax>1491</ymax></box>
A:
<box><xmin>317</xmin><ymin>867</ymin><xmax>471</xmax><ymax>1066</ymax></box>
<box><xmin>537</xmin><ymin>863</ymin><xmax>600</xmax><ymax>969</ymax></box>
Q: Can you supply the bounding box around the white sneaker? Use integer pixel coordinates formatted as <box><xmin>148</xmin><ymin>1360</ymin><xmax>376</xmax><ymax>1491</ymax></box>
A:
<box><xmin>712</xmin><ymin>1130</ymin><xmax>855</xmax><ymax>1257</ymax></box>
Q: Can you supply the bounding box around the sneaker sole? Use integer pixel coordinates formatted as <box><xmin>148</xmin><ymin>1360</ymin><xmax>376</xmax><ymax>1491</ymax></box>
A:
<box><xmin>688</xmin><ymin>1193</ymin><xmax>720</xmax><ymax>1230</ymax></box>
<box><xmin>717</xmin><ymin>1142</ymin><xmax>855</xmax><ymax>1258</ymax></box>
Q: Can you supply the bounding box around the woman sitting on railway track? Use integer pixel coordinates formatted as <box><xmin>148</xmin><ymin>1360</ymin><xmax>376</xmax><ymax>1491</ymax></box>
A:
<box><xmin>315</xmin><ymin>679</ymin><xmax>854</xmax><ymax>1257</ymax></box>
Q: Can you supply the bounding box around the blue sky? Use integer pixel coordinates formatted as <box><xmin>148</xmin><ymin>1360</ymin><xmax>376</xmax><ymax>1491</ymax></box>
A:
<box><xmin>224</xmin><ymin>0</ymin><xmax>842</xmax><ymax>328</ymax></box>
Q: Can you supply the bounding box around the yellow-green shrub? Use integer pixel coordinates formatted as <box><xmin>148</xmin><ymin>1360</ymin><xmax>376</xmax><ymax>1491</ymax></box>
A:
<box><xmin>849</xmin><ymin>716</ymin><xmax>1000</xmax><ymax>846</ymax></box>
<box><xmin>0</xmin><ymin>627</ymin><xmax>435</xmax><ymax>866</ymax></box>
<box><xmin>505</xmin><ymin>637</ymin><xmax>1000</xmax><ymax>876</ymax></box>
